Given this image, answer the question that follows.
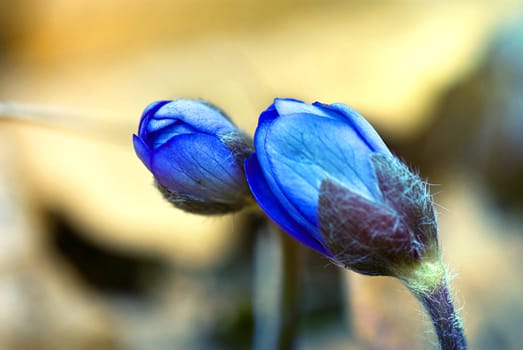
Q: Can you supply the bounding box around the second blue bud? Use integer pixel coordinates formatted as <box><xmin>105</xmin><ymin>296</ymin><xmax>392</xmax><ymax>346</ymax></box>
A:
<box><xmin>133</xmin><ymin>99</ymin><xmax>253</xmax><ymax>214</ymax></box>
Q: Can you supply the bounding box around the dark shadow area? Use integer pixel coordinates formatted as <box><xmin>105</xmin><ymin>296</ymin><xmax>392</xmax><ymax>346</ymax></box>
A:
<box><xmin>44</xmin><ymin>209</ymin><xmax>169</xmax><ymax>298</ymax></box>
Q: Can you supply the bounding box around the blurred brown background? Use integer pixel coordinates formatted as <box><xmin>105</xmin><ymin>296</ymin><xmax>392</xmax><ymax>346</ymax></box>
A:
<box><xmin>1</xmin><ymin>1</ymin><xmax>523</xmax><ymax>349</ymax></box>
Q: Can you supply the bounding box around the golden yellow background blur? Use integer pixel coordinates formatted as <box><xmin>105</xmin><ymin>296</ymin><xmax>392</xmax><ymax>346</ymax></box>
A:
<box><xmin>1</xmin><ymin>1</ymin><xmax>523</xmax><ymax>349</ymax></box>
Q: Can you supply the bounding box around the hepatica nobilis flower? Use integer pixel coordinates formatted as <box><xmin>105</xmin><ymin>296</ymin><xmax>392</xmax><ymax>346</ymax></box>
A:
<box><xmin>133</xmin><ymin>99</ymin><xmax>253</xmax><ymax>214</ymax></box>
<box><xmin>245</xmin><ymin>98</ymin><xmax>439</xmax><ymax>277</ymax></box>
<box><xmin>134</xmin><ymin>97</ymin><xmax>466</xmax><ymax>349</ymax></box>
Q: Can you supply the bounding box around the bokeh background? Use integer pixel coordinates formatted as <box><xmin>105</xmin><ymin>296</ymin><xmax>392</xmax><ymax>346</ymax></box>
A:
<box><xmin>1</xmin><ymin>1</ymin><xmax>523</xmax><ymax>349</ymax></box>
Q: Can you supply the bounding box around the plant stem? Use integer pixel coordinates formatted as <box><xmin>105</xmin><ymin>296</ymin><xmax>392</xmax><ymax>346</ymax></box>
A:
<box><xmin>416</xmin><ymin>282</ymin><xmax>467</xmax><ymax>350</ymax></box>
<box><xmin>253</xmin><ymin>219</ymin><xmax>301</xmax><ymax>350</ymax></box>
<box><xmin>401</xmin><ymin>259</ymin><xmax>467</xmax><ymax>350</ymax></box>
<box><xmin>277</xmin><ymin>232</ymin><xmax>301</xmax><ymax>350</ymax></box>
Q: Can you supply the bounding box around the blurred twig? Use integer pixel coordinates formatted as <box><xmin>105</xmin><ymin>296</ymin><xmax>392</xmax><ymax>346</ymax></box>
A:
<box><xmin>0</xmin><ymin>101</ymin><xmax>131</xmax><ymax>145</ymax></box>
<box><xmin>253</xmin><ymin>218</ymin><xmax>301</xmax><ymax>350</ymax></box>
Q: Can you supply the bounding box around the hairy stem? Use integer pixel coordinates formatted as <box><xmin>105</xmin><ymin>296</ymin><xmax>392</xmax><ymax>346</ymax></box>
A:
<box><xmin>402</xmin><ymin>260</ymin><xmax>467</xmax><ymax>350</ymax></box>
<box><xmin>416</xmin><ymin>282</ymin><xmax>467</xmax><ymax>350</ymax></box>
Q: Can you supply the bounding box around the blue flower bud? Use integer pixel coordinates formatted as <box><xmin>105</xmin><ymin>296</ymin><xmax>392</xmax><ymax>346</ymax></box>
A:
<box><xmin>133</xmin><ymin>99</ymin><xmax>253</xmax><ymax>214</ymax></box>
<box><xmin>245</xmin><ymin>98</ymin><xmax>438</xmax><ymax>276</ymax></box>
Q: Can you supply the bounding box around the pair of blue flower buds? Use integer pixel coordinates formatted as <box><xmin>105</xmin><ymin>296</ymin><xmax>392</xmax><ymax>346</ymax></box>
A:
<box><xmin>133</xmin><ymin>98</ymin><xmax>439</xmax><ymax>277</ymax></box>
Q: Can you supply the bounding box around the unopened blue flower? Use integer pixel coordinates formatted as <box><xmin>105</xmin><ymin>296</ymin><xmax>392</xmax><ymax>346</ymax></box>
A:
<box><xmin>133</xmin><ymin>99</ymin><xmax>253</xmax><ymax>214</ymax></box>
<box><xmin>245</xmin><ymin>98</ymin><xmax>438</xmax><ymax>276</ymax></box>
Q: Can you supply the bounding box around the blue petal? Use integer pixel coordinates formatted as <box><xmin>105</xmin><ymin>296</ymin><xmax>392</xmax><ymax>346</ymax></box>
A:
<box><xmin>254</xmin><ymin>111</ymin><xmax>321</xmax><ymax>240</ymax></box>
<box><xmin>133</xmin><ymin>134</ymin><xmax>152</xmax><ymax>171</ymax></box>
<box><xmin>148</xmin><ymin>122</ymin><xmax>198</xmax><ymax>149</ymax></box>
<box><xmin>264</xmin><ymin>114</ymin><xmax>382</xmax><ymax>226</ymax></box>
<box><xmin>245</xmin><ymin>155</ymin><xmax>330</xmax><ymax>256</ymax></box>
<box><xmin>154</xmin><ymin>99</ymin><xmax>237</xmax><ymax>135</ymax></box>
<box><xmin>146</xmin><ymin>118</ymin><xmax>177</xmax><ymax>134</ymax></box>
<box><xmin>150</xmin><ymin>134</ymin><xmax>244</xmax><ymax>202</ymax></box>
<box><xmin>138</xmin><ymin>100</ymin><xmax>171</xmax><ymax>139</ymax></box>
<box><xmin>274</xmin><ymin>98</ymin><xmax>331</xmax><ymax>118</ymax></box>
<box><xmin>313</xmin><ymin>102</ymin><xmax>392</xmax><ymax>155</ymax></box>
